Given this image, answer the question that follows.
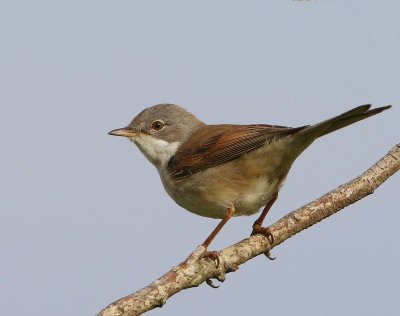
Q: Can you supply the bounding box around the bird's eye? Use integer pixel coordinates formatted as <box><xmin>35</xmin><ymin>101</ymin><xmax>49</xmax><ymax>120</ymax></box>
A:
<box><xmin>151</xmin><ymin>120</ymin><xmax>165</xmax><ymax>131</ymax></box>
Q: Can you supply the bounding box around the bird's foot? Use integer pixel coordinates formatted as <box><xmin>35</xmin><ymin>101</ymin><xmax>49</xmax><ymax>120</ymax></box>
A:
<box><xmin>182</xmin><ymin>246</ymin><xmax>225</xmax><ymax>288</ymax></box>
<box><xmin>203</xmin><ymin>250</ymin><xmax>223</xmax><ymax>288</ymax></box>
<box><xmin>251</xmin><ymin>225</ymin><xmax>276</xmax><ymax>260</ymax></box>
<box><xmin>251</xmin><ymin>225</ymin><xmax>274</xmax><ymax>243</ymax></box>
<box><xmin>203</xmin><ymin>250</ymin><xmax>220</xmax><ymax>268</ymax></box>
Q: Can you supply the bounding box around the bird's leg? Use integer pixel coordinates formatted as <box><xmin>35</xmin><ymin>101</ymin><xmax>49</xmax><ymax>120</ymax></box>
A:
<box><xmin>201</xmin><ymin>207</ymin><xmax>234</xmax><ymax>287</ymax></box>
<box><xmin>202</xmin><ymin>207</ymin><xmax>234</xmax><ymax>266</ymax></box>
<box><xmin>251</xmin><ymin>192</ymin><xmax>278</xmax><ymax>238</ymax></box>
<box><xmin>202</xmin><ymin>207</ymin><xmax>234</xmax><ymax>249</ymax></box>
<box><xmin>251</xmin><ymin>192</ymin><xmax>278</xmax><ymax>260</ymax></box>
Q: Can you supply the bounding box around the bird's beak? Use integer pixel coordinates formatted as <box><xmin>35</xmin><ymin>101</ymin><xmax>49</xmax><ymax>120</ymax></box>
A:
<box><xmin>108</xmin><ymin>127</ymin><xmax>139</xmax><ymax>138</ymax></box>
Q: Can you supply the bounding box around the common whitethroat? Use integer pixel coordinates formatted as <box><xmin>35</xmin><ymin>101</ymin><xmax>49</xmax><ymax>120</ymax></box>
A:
<box><xmin>109</xmin><ymin>104</ymin><xmax>391</xmax><ymax>257</ymax></box>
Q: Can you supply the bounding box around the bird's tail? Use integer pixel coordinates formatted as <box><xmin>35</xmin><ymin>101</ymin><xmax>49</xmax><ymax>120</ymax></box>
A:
<box><xmin>291</xmin><ymin>104</ymin><xmax>391</xmax><ymax>151</ymax></box>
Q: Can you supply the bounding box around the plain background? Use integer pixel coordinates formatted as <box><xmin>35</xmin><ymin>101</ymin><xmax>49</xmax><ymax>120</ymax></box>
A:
<box><xmin>1</xmin><ymin>1</ymin><xmax>399</xmax><ymax>315</ymax></box>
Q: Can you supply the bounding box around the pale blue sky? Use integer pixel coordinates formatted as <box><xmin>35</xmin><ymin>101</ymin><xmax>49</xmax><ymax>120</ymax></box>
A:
<box><xmin>1</xmin><ymin>1</ymin><xmax>399</xmax><ymax>315</ymax></box>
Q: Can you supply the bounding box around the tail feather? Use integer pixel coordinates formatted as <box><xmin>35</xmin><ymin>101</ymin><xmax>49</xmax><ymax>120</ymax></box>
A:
<box><xmin>296</xmin><ymin>104</ymin><xmax>391</xmax><ymax>140</ymax></box>
<box><xmin>289</xmin><ymin>104</ymin><xmax>391</xmax><ymax>154</ymax></box>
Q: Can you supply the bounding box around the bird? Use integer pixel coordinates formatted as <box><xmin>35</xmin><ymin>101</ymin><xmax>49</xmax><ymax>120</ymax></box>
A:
<box><xmin>109</xmin><ymin>103</ymin><xmax>391</xmax><ymax>259</ymax></box>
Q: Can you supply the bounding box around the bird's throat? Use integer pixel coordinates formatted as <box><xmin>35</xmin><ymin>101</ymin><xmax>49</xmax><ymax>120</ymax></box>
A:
<box><xmin>130</xmin><ymin>134</ymin><xmax>180</xmax><ymax>168</ymax></box>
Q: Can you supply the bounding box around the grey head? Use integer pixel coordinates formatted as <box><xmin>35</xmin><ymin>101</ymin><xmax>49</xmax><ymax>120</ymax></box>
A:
<box><xmin>109</xmin><ymin>103</ymin><xmax>205</xmax><ymax>167</ymax></box>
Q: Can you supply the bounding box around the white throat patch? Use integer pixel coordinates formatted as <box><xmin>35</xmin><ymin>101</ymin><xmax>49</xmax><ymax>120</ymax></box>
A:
<box><xmin>130</xmin><ymin>134</ymin><xmax>180</xmax><ymax>167</ymax></box>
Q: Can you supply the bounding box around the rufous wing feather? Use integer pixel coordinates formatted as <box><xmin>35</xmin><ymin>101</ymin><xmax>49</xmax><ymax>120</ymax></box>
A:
<box><xmin>167</xmin><ymin>124</ymin><xmax>307</xmax><ymax>180</ymax></box>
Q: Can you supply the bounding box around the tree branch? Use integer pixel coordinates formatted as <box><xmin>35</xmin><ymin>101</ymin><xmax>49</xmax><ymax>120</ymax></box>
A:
<box><xmin>98</xmin><ymin>143</ymin><xmax>400</xmax><ymax>316</ymax></box>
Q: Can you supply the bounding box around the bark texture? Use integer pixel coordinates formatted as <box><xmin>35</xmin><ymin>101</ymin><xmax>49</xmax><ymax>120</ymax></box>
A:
<box><xmin>98</xmin><ymin>143</ymin><xmax>399</xmax><ymax>316</ymax></box>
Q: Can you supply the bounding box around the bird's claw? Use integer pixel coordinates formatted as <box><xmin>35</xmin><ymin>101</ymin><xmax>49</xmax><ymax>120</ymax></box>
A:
<box><xmin>264</xmin><ymin>251</ymin><xmax>276</xmax><ymax>260</ymax></box>
<box><xmin>203</xmin><ymin>250</ymin><xmax>227</xmax><ymax>288</ymax></box>
<box><xmin>206</xmin><ymin>278</ymin><xmax>220</xmax><ymax>288</ymax></box>
<box><xmin>251</xmin><ymin>225</ymin><xmax>276</xmax><ymax>260</ymax></box>
<box><xmin>251</xmin><ymin>225</ymin><xmax>274</xmax><ymax>243</ymax></box>
<box><xmin>204</xmin><ymin>250</ymin><xmax>220</xmax><ymax>268</ymax></box>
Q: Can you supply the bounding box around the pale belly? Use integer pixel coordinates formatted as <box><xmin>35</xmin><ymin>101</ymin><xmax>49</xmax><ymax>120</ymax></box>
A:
<box><xmin>162</xmin><ymin>174</ymin><xmax>281</xmax><ymax>218</ymax></box>
<box><xmin>234</xmin><ymin>177</ymin><xmax>280</xmax><ymax>216</ymax></box>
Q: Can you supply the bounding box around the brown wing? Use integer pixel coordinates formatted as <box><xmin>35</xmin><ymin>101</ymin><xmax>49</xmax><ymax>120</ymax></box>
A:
<box><xmin>167</xmin><ymin>124</ymin><xmax>307</xmax><ymax>181</ymax></box>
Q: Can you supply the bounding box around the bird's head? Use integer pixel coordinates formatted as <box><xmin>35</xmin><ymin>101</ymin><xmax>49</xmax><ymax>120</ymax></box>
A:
<box><xmin>109</xmin><ymin>103</ymin><xmax>204</xmax><ymax>167</ymax></box>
